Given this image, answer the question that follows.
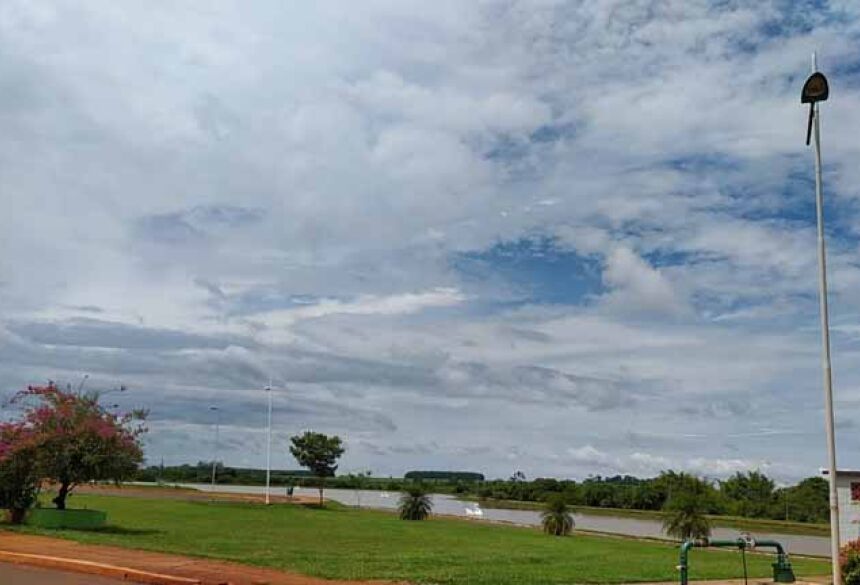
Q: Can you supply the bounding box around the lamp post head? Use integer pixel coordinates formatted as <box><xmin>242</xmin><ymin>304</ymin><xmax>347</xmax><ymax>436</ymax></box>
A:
<box><xmin>803</xmin><ymin>71</ymin><xmax>830</xmax><ymax>145</ymax></box>
<box><xmin>802</xmin><ymin>72</ymin><xmax>829</xmax><ymax>104</ymax></box>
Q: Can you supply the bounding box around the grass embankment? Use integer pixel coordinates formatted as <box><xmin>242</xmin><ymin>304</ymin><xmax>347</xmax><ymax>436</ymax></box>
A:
<box><xmin>2</xmin><ymin>494</ymin><xmax>830</xmax><ymax>584</ymax></box>
<box><xmin>462</xmin><ymin>498</ymin><xmax>830</xmax><ymax>537</ymax></box>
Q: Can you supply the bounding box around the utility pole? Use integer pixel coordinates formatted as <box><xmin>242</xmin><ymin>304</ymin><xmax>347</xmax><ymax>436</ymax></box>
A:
<box><xmin>210</xmin><ymin>406</ymin><xmax>220</xmax><ymax>491</ymax></box>
<box><xmin>265</xmin><ymin>382</ymin><xmax>273</xmax><ymax>505</ymax></box>
<box><xmin>802</xmin><ymin>52</ymin><xmax>840</xmax><ymax>585</ymax></box>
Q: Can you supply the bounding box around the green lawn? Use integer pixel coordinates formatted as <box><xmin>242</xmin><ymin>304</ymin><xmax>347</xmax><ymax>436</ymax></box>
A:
<box><xmin>3</xmin><ymin>495</ymin><xmax>830</xmax><ymax>584</ymax></box>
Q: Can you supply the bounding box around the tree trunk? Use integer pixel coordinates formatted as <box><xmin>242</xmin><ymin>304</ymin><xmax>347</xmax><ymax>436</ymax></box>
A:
<box><xmin>53</xmin><ymin>481</ymin><xmax>71</xmax><ymax>510</ymax></box>
<box><xmin>318</xmin><ymin>477</ymin><xmax>325</xmax><ymax>507</ymax></box>
<box><xmin>5</xmin><ymin>508</ymin><xmax>27</xmax><ymax>524</ymax></box>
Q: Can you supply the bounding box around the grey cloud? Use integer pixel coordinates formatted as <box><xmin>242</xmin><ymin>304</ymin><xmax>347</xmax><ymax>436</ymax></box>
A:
<box><xmin>151</xmin><ymin>391</ymin><xmax>397</xmax><ymax>434</ymax></box>
<box><xmin>438</xmin><ymin>362</ymin><xmax>633</xmax><ymax>411</ymax></box>
<box><xmin>7</xmin><ymin>318</ymin><xmax>252</xmax><ymax>351</ymax></box>
<box><xmin>135</xmin><ymin>213</ymin><xmax>205</xmax><ymax>245</ymax></box>
<box><xmin>62</xmin><ymin>305</ymin><xmax>105</xmax><ymax>314</ymax></box>
<box><xmin>677</xmin><ymin>397</ymin><xmax>754</xmax><ymax>419</ymax></box>
<box><xmin>134</xmin><ymin>205</ymin><xmax>263</xmax><ymax>245</ymax></box>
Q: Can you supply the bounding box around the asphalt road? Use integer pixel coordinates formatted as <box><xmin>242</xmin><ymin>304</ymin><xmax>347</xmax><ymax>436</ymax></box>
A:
<box><xmin>0</xmin><ymin>563</ymin><xmax>127</xmax><ymax>584</ymax></box>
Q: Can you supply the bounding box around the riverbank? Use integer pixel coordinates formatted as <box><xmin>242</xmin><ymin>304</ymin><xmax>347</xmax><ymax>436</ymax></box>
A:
<box><xmin>458</xmin><ymin>498</ymin><xmax>829</xmax><ymax>537</ymax></box>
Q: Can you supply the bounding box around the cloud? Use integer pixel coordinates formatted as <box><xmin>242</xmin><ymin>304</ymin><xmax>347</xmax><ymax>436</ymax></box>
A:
<box><xmin>601</xmin><ymin>247</ymin><xmax>686</xmax><ymax>316</ymax></box>
<box><xmin>7</xmin><ymin>318</ymin><xmax>250</xmax><ymax>350</ymax></box>
<box><xmin>3</xmin><ymin>0</ymin><xmax>860</xmax><ymax>481</ymax></box>
<box><xmin>257</xmin><ymin>288</ymin><xmax>466</xmax><ymax>331</ymax></box>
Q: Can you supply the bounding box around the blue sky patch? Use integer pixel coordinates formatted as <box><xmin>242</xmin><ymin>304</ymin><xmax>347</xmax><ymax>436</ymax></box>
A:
<box><xmin>452</xmin><ymin>236</ymin><xmax>603</xmax><ymax>305</ymax></box>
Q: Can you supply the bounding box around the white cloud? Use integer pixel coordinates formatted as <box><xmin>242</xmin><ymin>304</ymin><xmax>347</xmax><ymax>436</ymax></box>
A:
<box><xmin>2</xmin><ymin>0</ymin><xmax>860</xmax><ymax>481</ymax></box>
<box><xmin>600</xmin><ymin>247</ymin><xmax>686</xmax><ymax>316</ymax></box>
<box><xmin>255</xmin><ymin>288</ymin><xmax>466</xmax><ymax>342</ymax></box>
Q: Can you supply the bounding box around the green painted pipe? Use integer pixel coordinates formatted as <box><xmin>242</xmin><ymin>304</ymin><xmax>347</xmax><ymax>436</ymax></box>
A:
<box><xmin>678</xmin><ymin>538</ymin><xmax>795</xmax><ymax>585</ymax></box>
<box><xmin>678</xmin><ymin>540</ymin><xmax>696</xmax><ymax>585</ymax></box>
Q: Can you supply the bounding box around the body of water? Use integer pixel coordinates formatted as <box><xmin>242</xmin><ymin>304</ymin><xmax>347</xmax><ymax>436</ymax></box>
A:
<box><xmin>162</xmin><ymin>483</ymin><xmax>829</xmax><ymax>557</ymax></box>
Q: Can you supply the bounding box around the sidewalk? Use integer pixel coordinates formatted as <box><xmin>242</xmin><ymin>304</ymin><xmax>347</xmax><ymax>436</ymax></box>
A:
<box><xmin>0</xmin><ymin>532</ymin><xmax>402</xmax><ymax>585</ymax></box>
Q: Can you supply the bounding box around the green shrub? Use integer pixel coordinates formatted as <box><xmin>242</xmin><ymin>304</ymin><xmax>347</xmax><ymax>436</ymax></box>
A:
<box><xmin>0</xmin><ymin>426</ymin><xmax>40</xmax><ymax>524</ymax></box>
<box><xmin>399</xmin><ymin>485</ymin><xmax>432</xmax><ymax>520</ymax></box>
<box><xmin>541</xmin><ymin>494</ymin><xmax>574</xmax><ymax>536</ymax></box>
<box><xmin>841</xmin><ymin>540</ymin><xmax>860</xmax><ymax>585</ymax></box>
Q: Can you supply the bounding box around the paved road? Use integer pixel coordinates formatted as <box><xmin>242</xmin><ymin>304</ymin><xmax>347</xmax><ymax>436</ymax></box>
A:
<box><xmin>0</xmin><ymin>563</ymin><xmax>127</xmax><ymax>584</ymax></box>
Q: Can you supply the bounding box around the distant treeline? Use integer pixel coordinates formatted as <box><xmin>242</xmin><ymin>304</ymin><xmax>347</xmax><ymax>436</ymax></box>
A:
<box><xmin>467</xmin><ymin>471</ymin><xmax>828</xmax><ymax>524</ymax></box>
<box><xmin>404</xmin><ymin>471</ymin><xmax>485</xmax><ymax>482</ymax></box>
<box><xmin>135</xmin><ymin>464</ymin><xmax>828</xmax><ymax>524</ymax></box>
<box><xmin>135</xmin><ymin>462</ymin><xmax>313</xmax><ymax>485</ymax></box>
<box><xmin>136</xmin><ymin>463</ymin><xmax>485</xmax><ymax>490</ymax></box>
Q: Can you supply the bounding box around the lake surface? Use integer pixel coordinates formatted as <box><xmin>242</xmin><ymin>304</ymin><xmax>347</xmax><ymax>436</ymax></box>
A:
<box><xmin>164</xmin><ymin>482</ymin><xmax>829</xmax><ymax>557</ymax></box>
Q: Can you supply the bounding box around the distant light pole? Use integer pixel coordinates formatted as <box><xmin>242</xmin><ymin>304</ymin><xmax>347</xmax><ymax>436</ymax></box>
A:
<box><xmin>101</xmin><ymin>384</ymin><xmax>127</xmax><ymax>398</ymax></box>
<box><xmin>265</xmin><ymin>382</ymin><xmax>273</xmax><ymax>505</ymax></box>
<box><xmin>210</xmin><ymin>406</ymin><xmax>220</xmax><ymax>491</ymax></box>
<box><xmin>802</xmin><ymin>52</ymin><xmax>840</xmax><ymax>585</ymax></box>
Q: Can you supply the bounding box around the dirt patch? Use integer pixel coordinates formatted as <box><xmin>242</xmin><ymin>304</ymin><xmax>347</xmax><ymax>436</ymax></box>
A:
<box><xmin>0</xmin><ymin>532</ymin><xmax>404</xmax><ymax>585</ymax></box>
<box><xmin>72</xmin><ymin>485</ymin><xmax>320</xmax><ymax>506</ymax></box>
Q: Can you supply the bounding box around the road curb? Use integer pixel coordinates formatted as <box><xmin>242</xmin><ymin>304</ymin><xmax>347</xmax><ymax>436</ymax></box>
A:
<box><xmin>0</xmin><ymin>550</ymin><xmax>202</xmax><ymax>585</ymax></box>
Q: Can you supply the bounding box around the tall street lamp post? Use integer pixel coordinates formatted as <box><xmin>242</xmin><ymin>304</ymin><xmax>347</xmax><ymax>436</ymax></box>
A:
<box><xmin>210</xmin><ymin>405</ymin><xmax>220</xmax><ymax>491</ymax></box>
<box><xmin>265</xmin><ymin>383</ymin><xmax>273</xmax><ymax>505</ymax></box>
<box><xmin>802</xmin><ymin>52</ymin><xmax>840</xmax><ymax>585</ymax></box>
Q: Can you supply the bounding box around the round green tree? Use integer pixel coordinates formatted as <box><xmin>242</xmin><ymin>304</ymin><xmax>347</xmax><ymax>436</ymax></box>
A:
<box><xmin>289</xmin><ymin>431</ymin><xmax>344</xmax><ymax>506</ymax></box>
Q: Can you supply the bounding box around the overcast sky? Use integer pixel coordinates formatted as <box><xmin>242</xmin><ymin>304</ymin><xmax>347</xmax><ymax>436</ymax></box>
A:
<box><xmin>3</xmin><ymin>1</ymin><xmax>860</xmax><ymax>481</ymax></box>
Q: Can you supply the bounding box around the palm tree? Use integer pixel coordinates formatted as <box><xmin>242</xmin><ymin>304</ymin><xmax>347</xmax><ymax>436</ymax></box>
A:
<box><xmin>662</xmin><ymin>489</ymin><xmax>711</xmax><ymax>540</ymax></box>
<box><xmin>541</xmin><ymin>495</ymin><xmax>574</xmax><ymax>536</ymax></box>
<box><xmin>399</xmin><ymin>485</ymin><xmax>432</xmax><ymax>520</ymax></box>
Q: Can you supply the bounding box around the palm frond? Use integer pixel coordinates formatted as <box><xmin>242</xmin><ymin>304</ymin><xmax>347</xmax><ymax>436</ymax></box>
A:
<box><xmin>541</xmin><ymin>496</ymin><xmax>574</xmax><ymax>536</ymax></box>
<box><xmin>398</xmin><ymin>485</ymin><xmax>433</xmax><ymax>521</ymax></box>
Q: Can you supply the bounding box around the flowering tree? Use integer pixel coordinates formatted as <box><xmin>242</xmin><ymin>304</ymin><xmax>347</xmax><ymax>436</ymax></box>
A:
<box><xmin>4</xmin><ymin>383</ymin><xmax>147</xmax><ymax>510</ymax></box>
<box><xmin>0</xmin><ymin>422</ymin><xmax>40</xmax><ymax>523</ymax></box>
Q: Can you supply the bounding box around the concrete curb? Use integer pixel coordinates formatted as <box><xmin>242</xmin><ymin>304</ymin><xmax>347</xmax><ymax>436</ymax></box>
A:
<box><xmin>0</xmin><ymin>550</ymin><xmax>201</xmax><ymax>584</ymax></box>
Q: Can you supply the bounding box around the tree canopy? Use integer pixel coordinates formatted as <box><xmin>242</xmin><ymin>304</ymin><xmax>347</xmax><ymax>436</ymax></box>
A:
<box><xmin>289</xmin><ymin>431</ymin><xmax>344</xmax><ymax>505</ymax></box>
<box><xmin>720</xmin><ymin>471</ymin><xmax>776</xmax><ymax>518</ymax></box>
<box><xmin>661</xmin><ymin>473</ymin><xmax>713</xmax><ymax>540</ymax></box>
<box><xmin>0</xmin><ymin>383</ymin><xmax>147</xmax><ymax>511</ymax></box>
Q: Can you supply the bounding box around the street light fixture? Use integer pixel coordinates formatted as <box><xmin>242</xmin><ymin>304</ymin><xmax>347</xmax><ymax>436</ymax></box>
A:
<box><xmin>803</xmin><ymin>71</ymin><xmax>829</xmax><ymax>145</ymax></box>
<box><xmin>803</xmin><ymin>52</ymin><xmax>840</xmax><ymax>585</ymax></box>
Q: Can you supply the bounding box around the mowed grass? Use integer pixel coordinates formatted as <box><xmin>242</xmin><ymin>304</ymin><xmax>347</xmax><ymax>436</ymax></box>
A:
<box><xmin>5</xmin><ymin>494</ymin><xmax>830</xmax><ymax>584</ymax></box>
